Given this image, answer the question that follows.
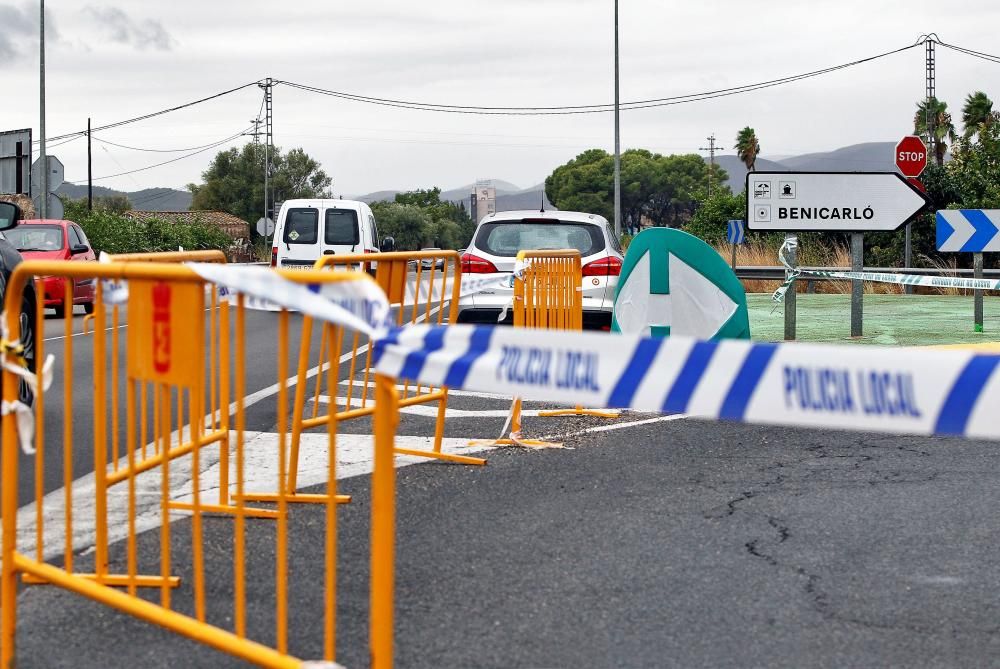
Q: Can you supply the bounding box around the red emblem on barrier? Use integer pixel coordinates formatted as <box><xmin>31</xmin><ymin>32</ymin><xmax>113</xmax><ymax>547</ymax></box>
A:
<box><xmin>152</xmin><ymin>282</ymin><xmax>171</xmax><ymax>374</ymax></box>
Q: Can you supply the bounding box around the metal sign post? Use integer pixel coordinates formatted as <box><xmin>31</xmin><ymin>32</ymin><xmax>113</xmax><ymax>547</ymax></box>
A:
<box><xmin>895</xmin><ymin>136</ymin><xmax>928</xmax><ymax>295</ymax></box>
<box><xmin>975</xmin><ymin>252</ymin><xmax>984</xmax><ymax>333</ymax></box>
<box><xmin>851</xmin><ymin>233</ymin><xmax>864</xmax><ymax>337</ymax></box>
<box><xmin>784</xmin><ymin>234</ymin><xmax>797</xmax><ymax>341</ymax></box>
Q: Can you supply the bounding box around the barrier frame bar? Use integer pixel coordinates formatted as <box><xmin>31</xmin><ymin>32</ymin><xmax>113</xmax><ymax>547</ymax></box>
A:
<box><xmin>243</xmin><ymin>249</ymin><xmax>483</xmax><ymax>509</ymax></box>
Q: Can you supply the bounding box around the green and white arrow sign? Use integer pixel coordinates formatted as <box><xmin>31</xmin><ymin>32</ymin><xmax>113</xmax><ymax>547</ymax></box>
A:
<box><xmin>611</xmin><ymin>228</ymin><xmax>750</xmax><ymax>339</ymax></box>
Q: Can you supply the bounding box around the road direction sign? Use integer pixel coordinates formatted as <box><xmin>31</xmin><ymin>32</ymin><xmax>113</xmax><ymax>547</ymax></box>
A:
<box><xmin>937</xmin><ymin>210</ymin><xmax>1000</xmax><ymax>252</ymax></box>
<box><xmin>29</xmin><ymin>155</ymin><xmax>64</xmax><ymax>196</ymax></box>
<box><xmin>256</xmin><ymin>217</ymin><xmax>275</xmax><ymax>236</ymax></box>
<box><xmin>895</xmin><ymin>135</ymin><xmax>928</xmax><ymax>178</ymax></box>
<box><xmin>726</xmin><ymin>219</ymin><xmax>745</xmax><ymax>244</ymax></box>
<box><xmin>612</xmin><ymin>228</ymin><xmax>750</xmax><ymax>339</ymax></box>
<box><xmin>746</xmin><ymin>172</ymin><xmax>930</xmax><ymax>232</ymax></box>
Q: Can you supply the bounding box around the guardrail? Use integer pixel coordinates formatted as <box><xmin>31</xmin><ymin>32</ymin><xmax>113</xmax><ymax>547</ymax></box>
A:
<box><xmin>734</xmin><ymin>266</ymin><xmax>1000</xmax><ymax>281</ymax></box>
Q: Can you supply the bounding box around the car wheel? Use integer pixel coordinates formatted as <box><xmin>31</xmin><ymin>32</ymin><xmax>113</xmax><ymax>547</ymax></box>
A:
<box><xmin>84</xmin><ymin>301</ymin><xmax>95</xmax><ymax>315</ymax></box>
<box><xmin>53</xmin><ymin>305</ymin><xmax>66</xmax><ymax>319</ymax></box>
<box><xmin>18</xmin><ymin>297</ymin><xmax>35</xmax><ymax>407</ymax></box>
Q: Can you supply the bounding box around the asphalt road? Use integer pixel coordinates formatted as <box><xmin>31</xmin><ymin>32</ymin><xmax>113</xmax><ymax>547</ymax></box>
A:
<box><xmin>13</xmin><ymin>409</ymin><xmax>1000</xmax><ymax>666</ymax></box>
<box><xmin>10</xmin><ymin>304</ymin><xmax>1000</xmax><ymax>667</ymax></box>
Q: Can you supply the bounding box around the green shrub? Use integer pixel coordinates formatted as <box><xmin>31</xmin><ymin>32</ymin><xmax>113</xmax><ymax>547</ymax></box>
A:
<box><xmin>73</xmin><ymin>211</ymin><xmax>232</xmax><ymax>256</ymax></box>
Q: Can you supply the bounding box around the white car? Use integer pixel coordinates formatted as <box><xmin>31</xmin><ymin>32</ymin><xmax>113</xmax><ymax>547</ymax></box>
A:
<box><xmin>270</xmin><ymin>198</ymin><xmax>392</xmax><ymax>269</ymax></box>
<box><xmin>457</xmin><ymin>210</ymin><xmax>623</xmax><ymax>329</ymax></box>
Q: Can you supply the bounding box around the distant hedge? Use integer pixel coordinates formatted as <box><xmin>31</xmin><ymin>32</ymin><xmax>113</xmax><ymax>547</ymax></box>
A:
<box><xmin>72</xmin><ymin>211</ymin><xmax>232</xmax><ymax>256</ymax></box>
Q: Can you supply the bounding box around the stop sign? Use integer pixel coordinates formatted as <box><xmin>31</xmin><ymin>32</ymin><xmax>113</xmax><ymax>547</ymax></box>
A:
<box><xmin>895</xmin><ymin>135</ymin><xmax>928</xmax><ymax>178</ymax></box>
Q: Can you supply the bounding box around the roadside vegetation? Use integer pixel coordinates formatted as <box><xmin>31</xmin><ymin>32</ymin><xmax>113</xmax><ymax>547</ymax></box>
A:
<box><xmin>61</xmin><ymin>197</ymin><xmax>233</xmax><ymax>256</ymax></box>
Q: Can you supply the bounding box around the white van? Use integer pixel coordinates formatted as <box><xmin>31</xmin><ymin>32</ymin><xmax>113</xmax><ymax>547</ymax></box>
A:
<box><xmin>270</xmin><ymin>198</ymin><xmax>393</xmax><ymax>269</ymax></box>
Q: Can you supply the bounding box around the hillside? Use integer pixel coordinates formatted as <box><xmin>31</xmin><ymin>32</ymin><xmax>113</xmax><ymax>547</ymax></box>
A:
<box><xmin>56</xmin><ymin>183</ymin><xmax>192</xmax><ymax>211</ymax></box>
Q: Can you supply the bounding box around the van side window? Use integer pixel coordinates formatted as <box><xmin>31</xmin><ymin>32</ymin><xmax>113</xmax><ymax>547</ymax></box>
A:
<box><xmin>369</xmin><ymin>215</ymin><xmax>378</xmax><ymax>247</ymax></box>
<box><xmin>324</xmin><ymin>209</ymin><xmax>360</xmax><ymax>246</ymax></box>
<box><xmin>284</xmin><ymin>209</ymin><xmax>318</xmax><ymax>244</ymax></box>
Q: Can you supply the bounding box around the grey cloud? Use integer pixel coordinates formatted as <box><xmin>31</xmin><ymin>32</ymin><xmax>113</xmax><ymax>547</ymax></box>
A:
<box><xmin>0</xmin><ymin>3</ymin><xmax>59</xmax><ymax>64</ymax></box>
<box><xmin>83</xmin><ymin>6</ymin><xmax>175</xmax><ymax>51</ymax></box>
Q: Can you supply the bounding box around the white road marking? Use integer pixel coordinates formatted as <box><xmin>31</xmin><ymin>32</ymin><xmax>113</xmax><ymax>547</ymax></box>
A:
<box><xmin>313</xmin><ymin>395</ymin><xmax>539</xmax><ymax>418</ymax></box>
<box><xmin>16</xmin><ymin>432</ymin><xmax>493</xmax><ymax>562</ymax></box>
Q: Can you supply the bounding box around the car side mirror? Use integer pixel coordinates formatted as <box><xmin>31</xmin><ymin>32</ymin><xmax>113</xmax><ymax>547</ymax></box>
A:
<box><xmin>71</xmin><ymin>244</ymin><xmax>89</xmax><ymax>255</ymax></box>
<box><xmin>379</xmin><ymin>236</ymin><xmax>395</xmax><ymax>253</ymax></box>
<box><xmin>0</xmin><ymin>202</ymin><xmax>21</xmax><ymax>231</ymax></box>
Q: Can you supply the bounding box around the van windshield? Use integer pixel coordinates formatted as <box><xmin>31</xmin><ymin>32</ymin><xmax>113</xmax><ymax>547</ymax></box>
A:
<box><xmin>325</xmin><ymin>209</ymin><xmax>360</xmax><ymax>246</ymax></box>
<box><xmin>474</xmin><ymin>221</ymin><xmax>604</xmax><ymax>257</ymax></box>
<box><xmin>283</xmin><ymin>209</ymin><xmax>318</xmax><ymax>244</ymax></box>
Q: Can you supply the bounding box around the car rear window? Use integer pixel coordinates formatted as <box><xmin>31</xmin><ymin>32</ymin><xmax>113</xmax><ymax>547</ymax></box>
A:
<box><xmin>324</xmin><ymin>209</ymin><xmax>360</xmax><ymax>246</ymax></box>
<box><xmin>474</xmin><ymin>221</ymin><xmax>604</xmax><ymax>257</ymax></box>
<box><xmin>5</xmin><ymin>224</ymin><xmax>65</xmax><ymax>251</ymax></box>
<box><xmin>283</xmin><ymin>209</ymin><xmax>318</xmax><ymax>244</ymax></box>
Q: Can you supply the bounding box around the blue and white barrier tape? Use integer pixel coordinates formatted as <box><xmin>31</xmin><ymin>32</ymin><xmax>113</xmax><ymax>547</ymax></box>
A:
<box><xmin>373</xmin><ymin>323</ymin><xmax>1000</xmax><ymax>441</ymax></box>
<box><xmin>188</xmin><ymin>263</ymin><xmax>1000</xmax><ymax>441</ymax></box>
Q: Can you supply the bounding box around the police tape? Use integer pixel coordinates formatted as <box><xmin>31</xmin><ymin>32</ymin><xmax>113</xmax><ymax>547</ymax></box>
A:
<box><xmin>372</xmin><ymin>323</ymin><xmax>1000</xmax><ymax>441</ymax></box>
<box><xmin>772</xmin><ymin>269</ymin><xmax>1000</xmax><ymax>303</ymax></box>
<box><xmin>771</xmin><ymin>238</ymin><xmax>1000</xmax><ymax>303</ymax></box>
<box><xmin>187</xmin><ymin>263</ymin><xmax>393</xmax><ymax>337</ymax></box>
<box><xmin>188</xmin><ymin>263</ymin><xmax>1000</xmax><ymax>441</ymax></box>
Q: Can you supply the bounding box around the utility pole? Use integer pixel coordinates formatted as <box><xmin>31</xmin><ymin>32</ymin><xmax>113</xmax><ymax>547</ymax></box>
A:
<box><xmin>259</xmin><ymin>78</ymin><xmax>274</xmax><ymax>245</ymax></box>
<box><xmin>699</xmin><ymin>134</ymin><xmax>724</xmax><ymax>198</ymax></box>
<box><xmin>925</xmin><ymin>36</ymin><xmax>937</xmax><ymax>164</ymax></box>
<box><xmin>613</xmin><ymin>0</ymin><xmax>622</xmax><ymax>239</ymax></box>
<box><xmin>39</xmin><ymin>0</ymin><xmax>47</xmax><ymax>218</ymax></box>
<box><xmin>87</xmin><ymin>118</ymin><xmax>93</xmax><ymax>211</ymax></box>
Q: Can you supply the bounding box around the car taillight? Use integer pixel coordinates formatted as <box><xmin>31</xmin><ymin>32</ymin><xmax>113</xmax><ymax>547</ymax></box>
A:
<box><xmin>582</xmin><ymin>256</ymin><xmax>622</xmax><ymax>277</ymax></box>
<box><xmin>270</xmin><ymin>246</ymin><xmax>278</xmax><ymax>268</ymax></box>
<box><xmin>461</xmin><ymin>253</ymin><xmax>498</xmax><ymax>274</ymax></box>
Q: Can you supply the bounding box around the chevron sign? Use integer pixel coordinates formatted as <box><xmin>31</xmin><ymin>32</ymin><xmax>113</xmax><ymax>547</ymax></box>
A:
<box><xmin>937</xmin><ymin>210</ymin><xmax>1000</xmax><ymax>252</ymax></box>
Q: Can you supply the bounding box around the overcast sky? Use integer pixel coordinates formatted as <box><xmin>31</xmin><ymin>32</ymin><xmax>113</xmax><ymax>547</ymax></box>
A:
<box><xmin>2</xmin><ymin>1</ymin><xmax>999</xmax><ymax>197</ymax></box>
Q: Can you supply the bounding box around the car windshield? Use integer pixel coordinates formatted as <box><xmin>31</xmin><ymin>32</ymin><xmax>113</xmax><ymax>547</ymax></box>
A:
<box><xmin>474</xmin><ymin>221</ymin><xmax>604</xmax><ymax>257</ymax></box>
<box><xmin>5</xmin><ymin>224</ymin><xmax>64</xmax><ymax>251</ymax></box>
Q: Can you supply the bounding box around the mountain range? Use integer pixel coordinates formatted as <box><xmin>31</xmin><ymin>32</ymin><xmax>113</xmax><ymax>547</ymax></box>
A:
<box><xmin>51</xmin><ymin>141</ymin><xmax>900</xmax><ymax>215</ymax></box>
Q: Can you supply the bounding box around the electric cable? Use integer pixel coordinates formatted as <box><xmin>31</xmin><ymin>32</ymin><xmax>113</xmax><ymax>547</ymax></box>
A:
<box><xmin>275</xmin><ymin>42</ymin><xmax>921</xmax><ymax>115</ymax></box>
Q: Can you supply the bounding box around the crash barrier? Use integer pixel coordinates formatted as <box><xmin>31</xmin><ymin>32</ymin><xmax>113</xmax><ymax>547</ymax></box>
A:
<box><xmin>239</xmin><ymin>249</ymin><xmax>485</xmax><ymax>509</ymax></box>
<box><xmin>1</xmin><ymin>261</ymin><xmax>399</xmax><ymax>668</ymax></box>
<box><xmin>498</xmin><ymin>250</ymin><xmax>617</xmax><ymax>447</ymax></box>
<box><xmin>373</xmin><ymin>321</ymin><xmax>1000</xmax><ymax>441</ymax></box>
<box><xmin>85</xmin><ymin>248</ymin><xmax>237</xmax><ymax>511</ymax></box>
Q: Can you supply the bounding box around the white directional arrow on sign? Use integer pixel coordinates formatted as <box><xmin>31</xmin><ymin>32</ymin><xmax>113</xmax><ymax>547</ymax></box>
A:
<box><xmin>746</xmin><ymin>172</ymin><xmax>930</xmax><ymax>232</ymax></box>
<box><xmin>613</xmin><ymin>251</ymin><xmax>738</xmax><ymax>338</ymax></box>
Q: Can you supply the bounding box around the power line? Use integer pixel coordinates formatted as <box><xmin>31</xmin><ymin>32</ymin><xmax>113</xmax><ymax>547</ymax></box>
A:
<box><xmin>938</xmin><ymin>41</ymin><xmax>1000</xmax><ymax>64</ymax></box>
<box><xmin>275</xmin><ymin>42</ymin><xmax>921</xmax><ymax>115</ymax></box>
<box><xmin>92</xmin><ymin>129</ymin><xmax>259</xmax><ymax>154</ymax></box>
<box><xmin>40</xmin><ymin>80</ymin><xmax>263</xmax><ymax>144</ymax></box>
<box><xmin>65</xmin><ymin>125</ymin><xmax>252</xmax><ymax>184</ymax></box>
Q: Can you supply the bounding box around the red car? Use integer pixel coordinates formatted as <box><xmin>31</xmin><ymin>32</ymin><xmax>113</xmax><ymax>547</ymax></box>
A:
<box><xmin>4</xmin><ymin>219</ymin><xmax>97</xmax><ymax>316</ymax></box>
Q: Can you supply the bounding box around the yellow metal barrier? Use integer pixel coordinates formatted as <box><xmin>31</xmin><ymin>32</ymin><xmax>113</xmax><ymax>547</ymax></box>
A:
<box><xmin>1</xmin><ymin>260</ymin><xmax>399</xmax><ymax>668</ymax></box>
<box><xmin>497</xmin><ymin>249</ymin><xmax>618</xmax><ymax>447</ymax></box>
<box><xmin>242</xmin><ymin>249</ymin><xmax>485</xmax><ymax>508</ymax></box>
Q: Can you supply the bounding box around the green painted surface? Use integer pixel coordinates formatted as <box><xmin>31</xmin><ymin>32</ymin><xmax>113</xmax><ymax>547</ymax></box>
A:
<box><xmin>748</xmin><ymin>293</ymin><xmax>1000</xmax><ymax>346</ymax></box>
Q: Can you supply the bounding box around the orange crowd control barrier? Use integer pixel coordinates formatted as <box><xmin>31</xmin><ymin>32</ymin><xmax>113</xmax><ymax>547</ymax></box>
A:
<box><xmin>242</xmin><ymin>249</ymin><xmax>485</xmax><ymax>508</ymax></box>
<box><xmin>497</xmin><ymin>249</ymin><xmax>618</xmax><ymax>447</ymax></box>
<box><xmin>1</xmin><ymin>260</ymin><xmax>399</xmax><ymax>668</ymax></box>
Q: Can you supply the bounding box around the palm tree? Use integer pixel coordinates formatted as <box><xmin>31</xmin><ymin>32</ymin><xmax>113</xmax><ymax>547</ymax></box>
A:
<box><xmin>961</xmin><ymin>91</ymin><xmax>995</xmax><ymax>141</ymax></box>
<box><xmin>913</xmin><ymin>97</ymin><xmax>957</xmax><ymax>164</ymax></box>
<box><xmin>735</xmin><ymin>127</ymin><xmax>760</xmax><ymax>172</ymax></box>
